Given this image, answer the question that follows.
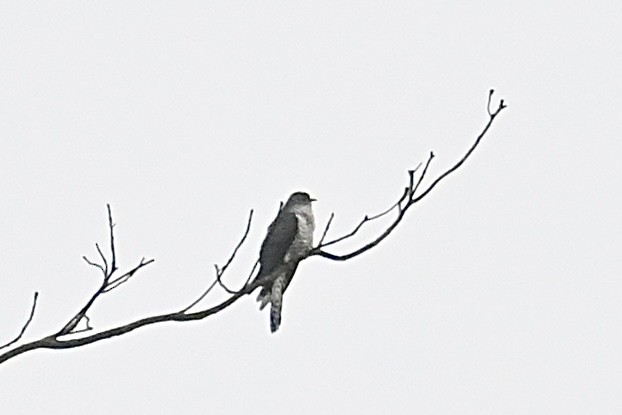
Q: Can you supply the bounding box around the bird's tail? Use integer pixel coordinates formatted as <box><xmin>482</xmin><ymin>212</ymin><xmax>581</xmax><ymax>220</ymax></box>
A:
<box><xmin>269</xmin><ymin>277</ymin><xmax>284</xmax><ymax>333</ymax></box>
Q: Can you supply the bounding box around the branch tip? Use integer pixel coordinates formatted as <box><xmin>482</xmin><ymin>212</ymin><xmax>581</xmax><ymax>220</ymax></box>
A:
<box><xmin>317</xmin><ymin>212</ymin><xmax>335</xmax><ymax>246</ymax></box>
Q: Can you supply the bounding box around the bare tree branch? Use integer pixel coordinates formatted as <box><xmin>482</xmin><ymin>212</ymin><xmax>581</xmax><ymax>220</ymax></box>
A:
<box><xmin>0</xmin><ymin>90</ymin><xmax>506</xmax><ymax>365</ymax></box>
<box><xmin>57</xmin><ymin>206</ymin><xmax>154</xmax><ymax>337</ymax></box>
<box><xmin>310</xmin><ymin>90</ymin><xmax>506</xmax><ymax>261</ymax></box>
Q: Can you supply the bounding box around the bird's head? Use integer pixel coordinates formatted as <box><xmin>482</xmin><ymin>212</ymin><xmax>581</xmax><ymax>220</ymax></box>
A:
<box><xmin>285</xmin><ymin>192</ymin><xmax>316</xmax><ymax>209</ymax></box>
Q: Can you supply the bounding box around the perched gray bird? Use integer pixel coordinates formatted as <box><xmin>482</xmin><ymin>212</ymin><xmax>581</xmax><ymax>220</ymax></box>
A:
<box><xmin>255</xmin><ymin>192</ymin><xmax>315</xmax><ymax>332</ymax></box>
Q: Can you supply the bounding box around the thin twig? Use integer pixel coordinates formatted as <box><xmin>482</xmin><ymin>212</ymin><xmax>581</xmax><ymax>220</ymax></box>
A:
<box><xmin>84</xmin><ymin>315</ymin><xmax>92</xmax><ymax>330</ymax></box>
<box><xmin>367</xmin><ymin>187</ymin><xmax>409</xmax><ymax>221</ymax></box>
<box><xmin>317</xmin><ymin>213</ymin><xmax>335</xmax><ymax>246</ymax></box>
<box><xmin>213</xmin><ymin>210</ymin><xmax>254</xmax><ymax>294</ymax></box>
<box><xmin>95</xmin><ymin>243</ymin><xmax>108</xmax><ymax>275</ymax></box>
<box><xmin>411</xmin><ymin>153</ymin><xmax>434</xmax><ymax>197</ymax></box>
<box><xmin>107</xmin><ymin>204</ymin><xmax>117</xmax><ymax>274</ymax></box>
<box><xmin>218</xmin><ymin>210</ymin><xmax>254</xmax><ymax>277</ymax></box>
<box><xmin>215</xmin><ymin>269</ymin><xmax>238</xmax><ymax>294</ymax></box>
<box><xmin>67</xmin><ymin>313</ymin><xmax>94</xmax><ymax>335</ymax></box>
<box><xmin>319</xmin><ymin>187</ymin><xmax>409</xmax><ymax>249</ymax></box>
<box><xmin>0</xmin><ymin>292</ymin><xmax>39</xmax><ymax>351</ymax></box>
<box><xmin>82</xmin><ymin>255</ymin><xmax>105</xmax><ymax>273</ymax></box>
<box><xmin>244</xmin><ymin>259</ymin><xmax>260</xmax><ymax>289</ymax></box>
<box><xmin>487</xmin><ymin>88</ymin><xmax>494</xmax><ymax>116</ymax></box>
<box><xmin>407</xmin><ymin>162</ymin><xmax>423</xmax><ymax>198</ymax></box>
<box><xmin>180</xmin><ymin>279</ymin><xmax>219</xmax><ymax>313</ymax></box>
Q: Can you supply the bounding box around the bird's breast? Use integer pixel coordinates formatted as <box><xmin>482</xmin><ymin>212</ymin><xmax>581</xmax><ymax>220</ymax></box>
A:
<box><xmin>286</xmin><ymin>212</ymin><xmax>314</xmax><ymax>261</ymax></box>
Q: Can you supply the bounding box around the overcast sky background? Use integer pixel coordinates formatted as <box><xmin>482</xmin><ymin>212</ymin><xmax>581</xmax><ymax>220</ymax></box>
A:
<box><xmin>1</xmin><ymin>2</ymin><xmax>621</xmax><ymax>414</ymax></box>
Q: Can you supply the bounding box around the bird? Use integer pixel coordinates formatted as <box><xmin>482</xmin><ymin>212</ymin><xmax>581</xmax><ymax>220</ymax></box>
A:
<box><xmin>254</xmin><ymin>191</ymin><xmax>316</xmax><ymax>332</ymax></box>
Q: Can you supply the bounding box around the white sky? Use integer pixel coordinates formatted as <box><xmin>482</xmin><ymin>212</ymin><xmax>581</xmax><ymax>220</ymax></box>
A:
<box><xmin>1</xmin><ymin>2</ymin><xmax>621</xmax><ymax>414</ymax></box>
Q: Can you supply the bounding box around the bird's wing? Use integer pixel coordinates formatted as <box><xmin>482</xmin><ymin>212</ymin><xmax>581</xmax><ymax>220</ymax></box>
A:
<box><xmin>258</xmin><ymin>211</ymin><xmax>298</xmax><ymax>277</ymax></box>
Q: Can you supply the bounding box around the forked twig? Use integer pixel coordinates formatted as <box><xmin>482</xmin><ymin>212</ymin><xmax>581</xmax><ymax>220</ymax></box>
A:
<box><xmin>317</xmin><ymin>187</ymin><xmax>409</xmax><ymax>250</ymax></box>
<box><xmin>58</xmin><ymin>205</ymin><xmax>154</xmax><ymax>336</ymax></box>
<box><xmin>183</xmin><ymin>210</ymin><xmax>256</xmax><ymax>310</ymax></box>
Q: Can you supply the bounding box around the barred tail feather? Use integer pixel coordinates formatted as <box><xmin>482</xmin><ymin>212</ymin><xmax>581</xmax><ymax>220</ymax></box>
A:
<box><xmin>270</xmin><ymin>278</ymin><xmax>284</xmax><ymax>333</ymax></box>
<box><xmin>270</xmin><ymin>302</ymin><xmax>282</xmax><ymax>333</ymax></box>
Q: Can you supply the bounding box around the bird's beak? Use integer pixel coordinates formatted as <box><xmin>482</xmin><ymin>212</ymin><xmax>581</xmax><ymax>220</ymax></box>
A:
<box><xmin>310</xmin><ymin>198</ymin><xmax>317</xmax><ymax>202</ymax></box>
